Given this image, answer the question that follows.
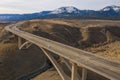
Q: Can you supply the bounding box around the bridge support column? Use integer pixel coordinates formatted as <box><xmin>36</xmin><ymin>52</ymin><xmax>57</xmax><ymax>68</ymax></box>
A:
<box><xmin>18</xmin><ymin>36</ymin><xmax>32</xmax><ymax>50</ymax></box>
<box><xmin>82</xmin><ymin>67</ymin><xmax>87</xmax><ymax>80</ymax></box>
<box><xmin>40</xmin><ymin>47</ymin><xmax>70</xmax><ymax>80</ymax></box>
<box><xmin>61</xmin><ymin>58</ymin><xmax>81</xmax><ymax>80</ymax></box>
<box><xmin>71</xmin><ymin>63</ymin><xmax>78</xmax><ymax>80</ymax></box>
<box><xmin>62</xmin><ymin>58</ymin><xmax>71</xmax><ymax>70</ymax></box>
<box><xmin>18</xmin><ymin>37</ymin><xmax>22</xmax><ymax>48</ymax></box>
<box><xmin>19</xmin><ymin>41</ymin><xmax>32</xmax><ymax>50</ymax></box>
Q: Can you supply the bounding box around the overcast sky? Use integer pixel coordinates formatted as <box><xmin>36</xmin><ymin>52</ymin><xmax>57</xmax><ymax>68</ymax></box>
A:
<box><xmin>0</xmin><ymin>0</ymin><xmax>120</xmax><ymax>14</ymax></box>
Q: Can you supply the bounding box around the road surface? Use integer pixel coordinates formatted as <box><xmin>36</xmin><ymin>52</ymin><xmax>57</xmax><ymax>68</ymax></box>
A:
<box><xmin>5</xmin><ymin>23</ymin><xmax>120</xmax><ymax>80</ymax></box>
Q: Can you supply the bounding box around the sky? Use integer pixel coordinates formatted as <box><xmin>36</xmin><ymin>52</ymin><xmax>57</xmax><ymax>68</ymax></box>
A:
<box><xmin>0</xmin><ymin>0</ymin><xmax>120</xmax><ymax>14</ymax></box>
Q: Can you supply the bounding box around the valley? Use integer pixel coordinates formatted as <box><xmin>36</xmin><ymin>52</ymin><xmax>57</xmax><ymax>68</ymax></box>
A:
<box><xmin>0</xmin><ymin>19</ymin><xmax>120</xmax><ymax>80</ymax></box>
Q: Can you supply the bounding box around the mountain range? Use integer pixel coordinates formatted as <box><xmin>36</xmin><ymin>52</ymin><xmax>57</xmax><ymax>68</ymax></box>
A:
<box><xmin>0</xmin><ymin>5</ymin><xmax>120</xmax><ymax>22</ymax></box>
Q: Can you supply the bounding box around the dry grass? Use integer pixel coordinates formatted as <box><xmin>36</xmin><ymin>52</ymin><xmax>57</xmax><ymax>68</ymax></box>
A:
<box><xmin>17</xmin><ymin>19</ymin><xmax>120</xmax><ymax>62</ymax></box>
<box><xmin>0</xmin><ymin>19</ymin><xmax>120</xmax><ymax>80</ymax></box>
<box><xmin>64</xmin><ymin>19</ymin><xmax>120</xmax><ymax>28</ymax></box>
<box><xmin>85</xmin><ymin>41</ymin><xmax>120</xmax><ymax>62</ymax></box>
<box><xmin>33</xmin><ymin>68</ymin><xmax>62</xmax><ymax>80</ymax></box>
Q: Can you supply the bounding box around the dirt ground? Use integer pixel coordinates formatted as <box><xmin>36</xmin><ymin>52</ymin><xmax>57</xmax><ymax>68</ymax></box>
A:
<box><xmin>33</xmin><ymin>68</ymin><xmax>62</xmax><ymax>80</ymax></box>
<box><xmin>85</xmin><ymin>41</ymin><xmax>120</xmax><ymax>62</ymax></box>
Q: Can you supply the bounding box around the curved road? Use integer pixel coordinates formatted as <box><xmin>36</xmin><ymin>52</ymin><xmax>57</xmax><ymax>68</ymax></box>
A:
<box><xmin>5</xmin><ymin>23</ymin><xmax>120</xmax><ymax>80</ymax></box>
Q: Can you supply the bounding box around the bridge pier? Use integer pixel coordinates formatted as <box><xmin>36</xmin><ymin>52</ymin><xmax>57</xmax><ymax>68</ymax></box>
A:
<box><xmin>18</xmin><ymin>37</ymin><xmax>87</xmax><ymax>80</ymax></box>
<box><xmin>82</xmin><ymin>67</ymin><xmax>87</xmax><ymax>80</ymax></box>
<box><xmin>71</xmin><ymin>63</ymin><xmax>78</xmax><ymax>80</ymax></box>
<box><xmin>40</xmin><ymin>47</ymin><xmax>70</xmax><ymax>80</ymax></box>
<box><xmin>61</xmin><ymin>58</ymin><xmax>81</xmax><ymax>80</ymax></box>
<box><xmin>6</xmin><ymin>24</ymin><xmax>120</xmax><ymax>80</ymax></box>
<box><xmin>18</xmin><ymin>37</ymin><xmax>22</xmax><ymax>48</ymax></box>
<box><xmin>19</xmin><ymin>41</ymin><xmax>32</xmax><ymax>50</ymax></box>
<box><xmin>71</xmin><ymin>63</ymin><xmax>87</xmax><ymax>80</ymax></box>
<box><xmin>18</xmin><ymin>37</ymin><xmax>32</xmax><ymax>50</ymax></box>
<box><xmin>40</xmin><ymin>48</ymin><xmax>86</xmax><ymax>80</ymax></box>
<box><xmin>39</xmin><ymin>47</ymin><xmax>88</xmax><ymax>80</ymax></box>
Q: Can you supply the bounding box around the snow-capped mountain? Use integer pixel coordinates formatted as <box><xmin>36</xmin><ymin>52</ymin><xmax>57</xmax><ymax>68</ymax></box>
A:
<box><xmin>101</xmin><ymin>5</ymin><xmax>120</xmax><ymax>12</ymax></box>
<box><xmin>0</xmin><ymin>5</ymin><xmax>120</xmax><ymax>22</ymax></box>
<box><xmin>50</xmin><ymin>6</ymin><xmax>80</xmax><ymax>14</ymax></box>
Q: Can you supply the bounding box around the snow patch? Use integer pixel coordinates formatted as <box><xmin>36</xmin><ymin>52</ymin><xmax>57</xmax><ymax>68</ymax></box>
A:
<box><xmin>50</xmin><ymin>6</ymin><xmax>80</xmax><ymax>14</ymax></box>
<box><xmin>101</xmin><ymin>5</ymin><xmax>120</xmax><ymax>12</ymax></box>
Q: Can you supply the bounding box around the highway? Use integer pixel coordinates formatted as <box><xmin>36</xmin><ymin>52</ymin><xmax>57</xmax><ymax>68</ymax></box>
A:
<box><xmin>5</xmin><ymin>23</ymin><xmax>120</xmax><ymax>80</ymax></box>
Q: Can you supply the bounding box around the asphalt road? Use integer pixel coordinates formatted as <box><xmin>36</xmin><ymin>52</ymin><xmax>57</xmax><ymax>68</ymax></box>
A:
<box><xmin>5</xmin><ymin>24</ymin><xmax>120</xmax><ymax>80</ymax></box>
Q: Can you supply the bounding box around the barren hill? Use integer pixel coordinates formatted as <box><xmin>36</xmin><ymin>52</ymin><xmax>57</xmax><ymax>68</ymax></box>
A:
<box><xmin>0</xmin><ymin>19</ymin><xmax>120</xmax><ymax>80</ymax></box>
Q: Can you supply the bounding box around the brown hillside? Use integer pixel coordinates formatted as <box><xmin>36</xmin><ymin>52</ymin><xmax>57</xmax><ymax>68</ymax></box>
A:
<box><xmin>0</xmin><ymin>20</ymin><xmax>120</xmax><ymax>80</ymax></box>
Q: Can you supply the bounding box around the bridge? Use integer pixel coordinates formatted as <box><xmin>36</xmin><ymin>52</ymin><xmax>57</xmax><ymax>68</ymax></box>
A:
<box><xmin>5</xmin><ymin>23</ymin><xmax>120</xmax><ymax>80</ymax></box>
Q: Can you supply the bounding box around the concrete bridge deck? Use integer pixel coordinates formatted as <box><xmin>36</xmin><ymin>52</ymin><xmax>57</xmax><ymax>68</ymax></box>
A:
<box><xmin>5</xmin><ymin>24</ymin><xmax>120</xmax><ymax>80</ymax></box>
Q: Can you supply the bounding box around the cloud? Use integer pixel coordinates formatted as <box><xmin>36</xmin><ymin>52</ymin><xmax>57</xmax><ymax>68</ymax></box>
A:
<box><xmin>0</xmin><ymin>7</ymin><xmax>26</xmax><ymax>14</ymax></box>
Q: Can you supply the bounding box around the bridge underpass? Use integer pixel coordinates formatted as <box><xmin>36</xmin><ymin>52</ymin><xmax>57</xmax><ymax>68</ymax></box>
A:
<box><xmin>5</xmin><ymin>24</ymin><xmax>120</xmax><ymax>80</ymax></box>
<box><xmin>18</xmin><ymin>37</ymin><xmax>82</xmax><ymax>80</ymax></box>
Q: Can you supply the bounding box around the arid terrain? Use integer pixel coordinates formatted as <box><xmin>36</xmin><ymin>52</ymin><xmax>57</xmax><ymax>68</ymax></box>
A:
<box><xmin>0</xmin><ymin>19</ymin><xmax>120</xmax><ymax>80</ymax></box>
